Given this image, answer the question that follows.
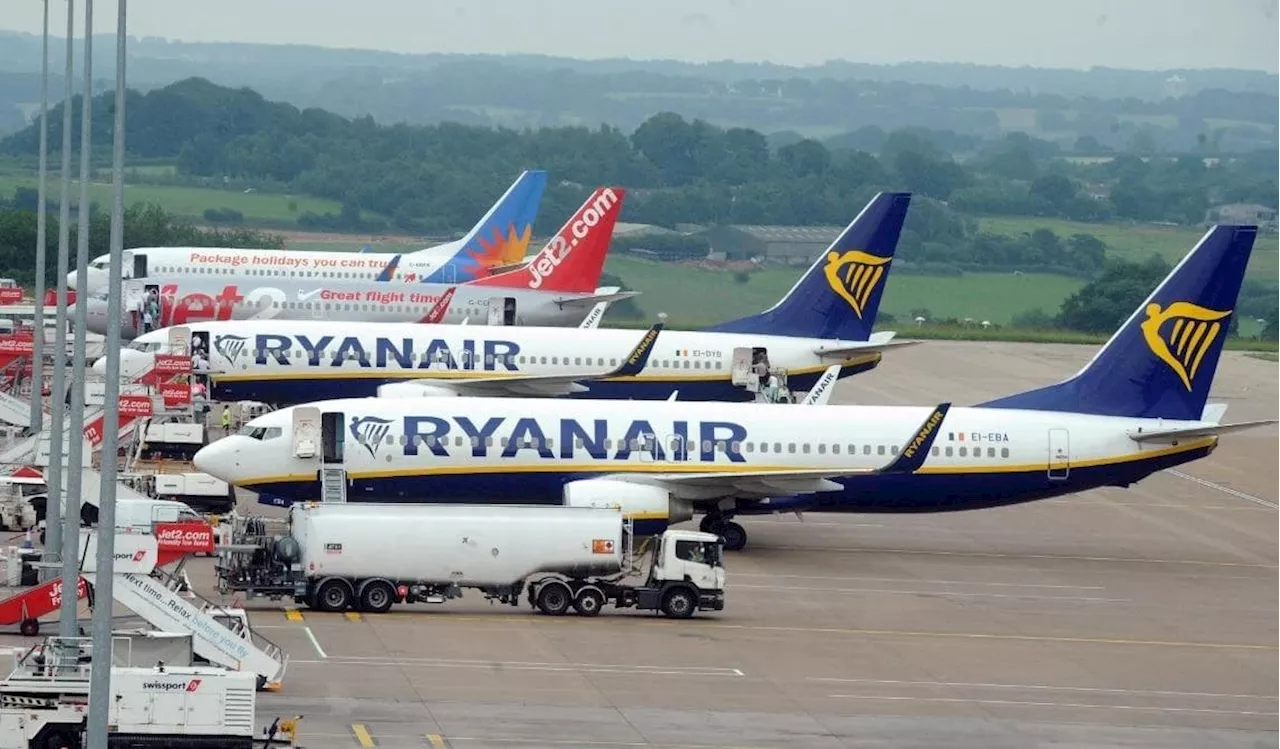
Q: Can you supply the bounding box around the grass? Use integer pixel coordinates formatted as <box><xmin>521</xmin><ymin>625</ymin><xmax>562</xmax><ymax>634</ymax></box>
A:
<box><xmin>0</xmin><ymin>170</ymin><xmax>345</xmax><ymax>225</ymax></box>
<box><xmin>976</xmin><ymin>215</ymin><xmax>1279</xmax><ymax>281</ymax></box>
<box><xmin>603</xmin><ymin>256</ymin><xmax>1085</xmax><ymax>327</ymax></box>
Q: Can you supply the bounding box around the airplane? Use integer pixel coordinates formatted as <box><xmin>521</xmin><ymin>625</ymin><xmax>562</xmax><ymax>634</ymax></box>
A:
<box><xmin>193</xmin><ymin>224</ymin><xmax>1275</xmax><ymax>552</ymax></box>
<box><xmin>67</xmin><ymin>170</ymin><xmax>548</xmax><ymax>293</ymax></box>
<box><xmin>106</xmin><ymin>192</ymin><xmax>915</xmax><ymax>404</ymax></box>
<box><xmin>74</xmin><ymin>187</ymin><xmax>637</xmax><ymax>339</ymax></box>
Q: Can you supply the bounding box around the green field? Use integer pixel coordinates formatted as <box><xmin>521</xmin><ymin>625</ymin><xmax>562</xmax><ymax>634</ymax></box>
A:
<box><xmin>603</xmin><ymin>256</ymin><xmax>1085</xmax><ymax>327</ymax></box>
<box><xmin>977</xmin><ymin>215</ymin><xmax>1279</xmax><ymax>281</ymax></box>
<box><xmin>0</xmin><ymin>171</ymin><xmax>344</xmax><ymax>224</ymax></box>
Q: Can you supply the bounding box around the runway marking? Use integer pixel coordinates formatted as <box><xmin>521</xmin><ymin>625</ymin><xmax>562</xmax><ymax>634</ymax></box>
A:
<box><xmin>426</xmin><ymin>735</ymin><xmax>449</xmax><ymax>749</ymax></box>
<box><xmin>351</xmin><ymin>723</ymin><xmax>376</xmax><ymax>748</ymax></box>
<box><xmin>289</xmin><ymin>656</ymin><xmax>745</xmax><ymax>677</ymax></box>
<box><xmin>734</xmin><ymin>583</ymin><xmax>1128</xmax><ymax>603</ymax></box>
<box><xmin>1168</xmin><ymin>469</ymin><xmax>1278</xmax><ymax>509</ymax></box>
<box><xmin>808</xmin><ymin>677</ymin><xmax>1277</xmax><ymax>701</ymax></box>
<box><xmin>344</xmin><ymin>612</ymin><xmax>363</xmax><ymax>622</ymax></box>
<box><xmin>733</xmin><ymin>573</ymin><xmax>1106</xmax><ymax>590</ymax></box>
<box><xmin>304</xmin><ymin>626</ymin><xmax>327</xmax><ymax>659</ymax></box>
<box><xmin>284</xmin><ymin>607</ymin><xmax>304</xmax><ymax>622</ymax></box>
<box><xmin>760</xmin><ymin>545</ymin><xmax>1277</xmax><ymax>568</ymax></box>
<box><xmin>357</xmin><ymin>613</ymin><xmax>1277</xmax><ymax>651</ymax></box>
<box><xmin>827</xmin><ymin>694</ymin><xmax>1277</xmax><ymax>716</ymax></box>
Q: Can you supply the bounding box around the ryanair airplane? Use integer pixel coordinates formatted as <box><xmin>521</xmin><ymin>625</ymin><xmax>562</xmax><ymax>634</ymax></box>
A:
<box><xmin>193</xmin><ymin>224</ymin><xmax>1274</xmax><ymax>551</ymax></box>
<box><xmin>110</xmin><ymin>192</ymin><xmax>915</xmax><ymax>404</ymax></box>
<box><xmin>68</xmin><ymin>170</ymin><xmax>547</xmax><ymax>294</ymax></box>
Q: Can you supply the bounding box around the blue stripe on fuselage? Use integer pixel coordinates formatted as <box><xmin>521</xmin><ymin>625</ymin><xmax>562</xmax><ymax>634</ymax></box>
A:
<box><xmin>210</xmin><ymin>360</ymin><xmax>877</xmax><ymax>405</ymax></box>
<box><xmin>239</xmin><ymin>442</ymin><xmax>1215</xmax><ymax>522</ymax></box>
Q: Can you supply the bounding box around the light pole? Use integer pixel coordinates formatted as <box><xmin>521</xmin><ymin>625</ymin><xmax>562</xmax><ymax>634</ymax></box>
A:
<box><xmin>84</xmin><ymin>0</ymin><xmax>126</xmax><ymax>746</ymax></box>
<box><xmin>61</xmin><ymin>0</ymin><xmax>94</xmax><ymax>637</ymax></box>
<box><xmin>29</xmin><ymin>0</ymin><xmax>50</xmax><ymax>436</ymax></box>
<box><xmin>43</xmin><ymin>0</ymin><xmax>77</xmax><ymax>583</ymax></box>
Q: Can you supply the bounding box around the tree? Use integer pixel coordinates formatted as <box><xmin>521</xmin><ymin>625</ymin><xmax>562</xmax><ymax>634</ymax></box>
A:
<box><xmin>1030</xmin><ymin>174</ymin><xmax>1077</xmax><ymax>212</ymax></box>
<box><xmin>1056</xmin><ymin>257</ymin><xmax>1169</xmax><ymax>333</ymax></box>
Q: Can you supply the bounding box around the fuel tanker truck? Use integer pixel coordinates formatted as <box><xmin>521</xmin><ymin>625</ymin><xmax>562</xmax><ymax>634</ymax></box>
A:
<box><xmin>214</xmin><ymin>502</ymin><xmax>726</xmax><ymax>618</ymax></box>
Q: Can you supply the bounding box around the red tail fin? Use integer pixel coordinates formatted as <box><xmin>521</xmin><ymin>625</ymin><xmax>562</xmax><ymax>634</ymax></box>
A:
<box><xmin>471</xmin><ymin>187</ymin><xmax>624</xmax><ymax>294</ymax></box>
<box><xmin>419</xmin><ymin>286</ymin><xmax>456</xmax><ymax>323</ymax></box>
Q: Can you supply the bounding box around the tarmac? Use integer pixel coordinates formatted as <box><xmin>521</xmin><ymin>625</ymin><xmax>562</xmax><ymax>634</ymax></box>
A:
<box><xmin>6</xmin><ymin>340</ymin><xmax>1279</xmax><ymax>748</ymax></box>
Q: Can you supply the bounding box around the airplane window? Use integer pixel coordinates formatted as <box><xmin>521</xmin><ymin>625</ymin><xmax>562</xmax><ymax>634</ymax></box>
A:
<box><xmin>958</xmin><ymin>447</ymin><xmax>967</xmax><ymax>457</ymax></box>
<box><xmin>598</xmin><ymin>358</ymin><xmax>605</xmax><ymax>366</ymax></box>
<box><xmin>454</xmin><ymin>436</ymin><xmax>464</xmax><ymax>447</ymax></box>
<box><xmin>730</xmin><ymin>441</ymin><xmax>741</xmax><ymax>454</ymax></box>
<box><xmin>817</xmin><ymin>444</ymin><xmax>826</xmax><ymax>455</ymax></box>
<box><xmin>987</xmin><ymin>448</ymin><xmax>996</xmax><ymax>458</ymax></box>
<box><xmin>773</xmin><ymin>442</ymin><xmax>781</xmax><ymax>453</ymax></box>
<box><xmin>629</xmin><ymin>439</ymin><xmax>640</xmax><ymax>451</ymax></box>
<box><xmin>540</xmin><ymin>357</ymin><xmax>547</xmax><ymax>365</ymax></box>
<box><xmin>546</xmin><ymin>438</ymin><xmax>555</xmax><ymax>450</ymax></box>
<box><xmin>239</xmin><ymin>426</ymin><xmax>266</xmax><ymax>440</ymax></box>
<box><xmin>891</xmin><ymin>445</ymin><xmax>899</xmax><ymax>455</ymax></box>
<box><xmin>500</xmin><ymin>437</ymin><xmax>509</xmax><ymax>448</ymax></box>
<box><xmin>1001</xmin><ymin>448</ymin><xmax>1010</xmax><ymax>458</ymax></box>
<box><xmin>263</xmin><ymin>428</ymin><xmax>283</xmax><ymax>441</ymax></box>
<box><xmin>744</xmin><ymin>442</ymin><xmax>754</xmax><ymax>453</ymax></box>
<box><xmin>877</xmin><ymin>445</ymin><xmax>886</xmax><ymax>455</ymax></box>
<box><xmin>862</xmin><ymin>445</ymin><xmax>871</xmax><ymax>455</ymax></box>
<box><xmin>611</xmin><ymin>359</ymin><xmax>618</xmax><ymax>366</ymax></box>
<box><xmin>426</xmin><ymin>436</ymin><xmax>438</xmax><ymax>447</ymax></box>
<box><xmin>787</xmin><ymin>443</ymin><xmax>796</xmax><ymax>454</ymax></box>
<box><xmin>802</xmin><ymin>444</ymin><xmax>811</xmax><ymax>454</ymax></box>
<box><xmin>683</xmin><ymin>361</ymin><xmax>690</xmax><ymax>369</ymax></box>
<box><xmin>945</xmin><ymin>447</ymin><xmax>953</xmax><ymax>457</ymax></box>
<box><xmin>399</xmin><ymin>435</ymin><xmax>406</xmax><ymax>445</ymax></box>
<box><xmin>931</xmin><ymin>446</ymin><xmax>939</xmax><ymax>456</ymax></box>
<box><xmin>759</xmin><ymin>442</ymin><xmax>768</xmax><ymax>453</ymax></box>
<box><xmin>832</xmin><ymin>444</ymin><xmax>840</xmax><ymax>455</ymax></box>
<box><xmin>384</xmin><ymin>435</ymin><xmax>395</xmax><ymax>445</ymax></box>
<box><xmin>552</xmin><ymin>357</ymin><xmax>559</xmax><ymax>365</ymax></box>
<box><xmin>574</xmin><ymin>438</ymin><xmax>583</xmax><ymax>449</ymax></box>
<box><xmin>486</xmin><ymin>437</ymin><xmax>494</xmax><ymax>447</ymax></box>
<box><xmin>716</xmin><ymin>441</ymin><xmax>727</xmax><ymax>453</ymax></box>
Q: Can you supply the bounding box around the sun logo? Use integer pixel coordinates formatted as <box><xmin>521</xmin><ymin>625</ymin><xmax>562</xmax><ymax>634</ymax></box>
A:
<box><xmin>349</xmin><ymin>416</ymin><xmax>393</xmax><ymax>459</ymax></box>
<box><xmin>823</xmin><ymin>250</ymin><xmax>892</xmax><ymax>318</ymax></box>
<box><xmin>214</xmin><ymin>335</ymin><xmax>248</xmax><ymax>366</ymax></box>
<box><xmin>1140</xmin><ymin>301</ymin><xmax>1232</xmax><ymax>391</ymax></box>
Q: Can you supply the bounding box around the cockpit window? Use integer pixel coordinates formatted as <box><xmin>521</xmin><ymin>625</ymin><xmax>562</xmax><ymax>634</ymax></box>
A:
<box><xmin>263</xmin><ymin>427</ymin><xmax>283</xmax><ymax>441</ymax></box>
<box><xmin>128</xmin><ymin>341</ymin><xmax>162</xmax><ymax>353</ymax></box>
<box><xmin>238</xmin><ymin>426</ymin><xmax>282</xmax><ymax>441</ymax></box>
<box><xmin>90</xmin><ymin>259</ymin><xmax>108</xmax><ymax>270</ymax></box>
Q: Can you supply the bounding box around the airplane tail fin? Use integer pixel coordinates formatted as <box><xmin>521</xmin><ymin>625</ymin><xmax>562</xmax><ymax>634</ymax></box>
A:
<box><xmin>470</xmin><ymin>187</ymin><xmax>624</xmax><ymax>294</ymax></box>
<box><xmin>981</xmin><ymin>225</ymin><xmax>1258</xmax><ymax>421</ymax></box>
<box><xmin>704</xmin><ymin>192</ymin><xmax>911</xmax><ymax>340</ymax></box>
<box><xmin>418</xmin><ymin>170</ymin><xmax>548</xmax><ymax>281</ymax></box>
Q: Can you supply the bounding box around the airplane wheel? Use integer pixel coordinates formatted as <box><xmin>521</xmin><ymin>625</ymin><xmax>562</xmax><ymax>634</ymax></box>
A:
<box><xmin>699</xmin><ymin>515</ymin><xmax>723</xmax><ymax>534</ymax></box>
<box><xmin>19</xmin><ymin>618</ymin><xmax>38</xmax><ymax>637</ymax></box>
<box><xmin>720</xmin><ymin>522</ymin><xmax>747</xmax><ymax>552</ymax></box>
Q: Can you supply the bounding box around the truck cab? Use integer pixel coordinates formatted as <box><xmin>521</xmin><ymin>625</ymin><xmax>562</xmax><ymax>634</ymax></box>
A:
<box><xmin>649</xmin><ymin>530</ymin><xmax>725</xmax><ymax>592</ymax></box>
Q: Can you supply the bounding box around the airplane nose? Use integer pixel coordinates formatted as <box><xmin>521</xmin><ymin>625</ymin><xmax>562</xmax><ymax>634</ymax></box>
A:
<box><xmin>66</xmin><ymin>271</ymin><xmax>77</xmax><ymax>291</ymax></box>
<box><xmin>193</xmin><ymin>438</ymin><xmax>243</xmax><ymax>483</ymax></box>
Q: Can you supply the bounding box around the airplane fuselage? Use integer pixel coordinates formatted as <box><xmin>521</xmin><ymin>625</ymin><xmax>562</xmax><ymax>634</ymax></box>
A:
<box><xmin>195</xmin><ymin>397</ymin><xmax>1216</xmax><ymax>517</ymax></box>
<box><xmin>127</xmin><ymin>321</ymin><xmax>882</xmax><ymax>403</ymax></box>
<box><xmin>76</xmin><ymin>277</ymin><xmax>606</xmax><ymax>338</ymax></box>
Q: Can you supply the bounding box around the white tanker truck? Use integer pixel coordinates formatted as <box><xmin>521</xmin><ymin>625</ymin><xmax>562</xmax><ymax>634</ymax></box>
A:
<box><xmin>214</xmin><ymin>502</ymin><xmax>726</xmax><ymax>618</ymax></box>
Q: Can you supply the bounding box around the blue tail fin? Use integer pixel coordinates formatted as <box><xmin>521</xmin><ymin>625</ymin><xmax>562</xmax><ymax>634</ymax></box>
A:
<box><xmin>981</xmin><ymin>225</ymin><xmax>1257</xmax><ymax>421</ymax></box>
<box><xmin>704</xmin><ymin>192</ymin><xmax>911</xmax><ymax>340</ymax></box>
<box><xmin>421</xmin><ymin>170</ymin><xmax>548</xmax><ymax>282</ymax></box>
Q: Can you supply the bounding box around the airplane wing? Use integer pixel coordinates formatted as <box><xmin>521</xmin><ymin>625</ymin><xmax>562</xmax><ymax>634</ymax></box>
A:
<box><xmin>605</xmin><ymin>404</ymin><xmax>951</xmax><ymax>499</ymax></box>
<box><xmin>1127</xmin><ymin>419</ymin><xmax>1278</xmax><ymax>444</ymax></box>
<box><xmin>578</xmin><ymin>301</ymin><xmax>609</xmax><ymax>329</ymax></box>
<box><xmin>814</xmin><ymin>331</ymin><xmax>923</xmax><ymax>358</ymax></box>
<box><xmin>553</xmin><ymin>287</ymin><xmax>641</xmax><ymax>309</ymax></box>
<box><xmin>378</xmin><ymin>323</ymin><xmax>664</xmax><ymax>398</ymax></box>
<box><xmin>799</xmin><ymin>365</ymin><xmax>841</xmax><ymax>405</ymax></box>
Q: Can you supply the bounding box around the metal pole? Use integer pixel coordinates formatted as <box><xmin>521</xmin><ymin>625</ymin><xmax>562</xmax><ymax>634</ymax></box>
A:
<box><xmin>30</xmin><ymin>0</ymin><xmax>50</xmax><ymax>435</ymax></box>
<box><xmin>61</xmin><ymin>0</ymin><xmax>92</xmax><ymax>637</ymax></box>
<box><xmin>44</xmin><ymin>0</ymin><xmax>77</xmax><ymax>581</ymax></box>
<box><xmin>85</xmin><ymin>1</ymin><xmax>124</xmax><ymax>746</ymax></box>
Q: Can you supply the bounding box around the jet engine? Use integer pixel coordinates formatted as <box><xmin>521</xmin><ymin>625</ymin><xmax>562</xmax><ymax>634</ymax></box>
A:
<box><xmin>562</xmin><ymin>479</ymin><xmax>694</xmax><ymax>529</ymax></box>
<box><xmin>376</xmin><ymin>382</ymin><xmax>460</xmax><ymax>399</ymax></box>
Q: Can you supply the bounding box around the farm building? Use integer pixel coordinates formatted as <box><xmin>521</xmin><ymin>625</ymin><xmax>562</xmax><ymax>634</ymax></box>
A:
<box><xmin>699</xmin><ymin>225</ymin><xmax>844</xmax><ymax>264</ymax></box>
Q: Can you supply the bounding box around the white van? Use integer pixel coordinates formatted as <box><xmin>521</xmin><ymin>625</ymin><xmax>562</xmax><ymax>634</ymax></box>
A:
<box><xmin>107</xmin><ymin>497</ymin><xmax>204</xmax><ymax>533</ymax></box>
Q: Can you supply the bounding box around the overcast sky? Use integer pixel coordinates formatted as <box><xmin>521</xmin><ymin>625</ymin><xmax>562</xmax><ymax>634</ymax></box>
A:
<box><xmin>6</xmin><ymin>0</ymin><xmax>1278</xmax><ymax>73</ymax></box>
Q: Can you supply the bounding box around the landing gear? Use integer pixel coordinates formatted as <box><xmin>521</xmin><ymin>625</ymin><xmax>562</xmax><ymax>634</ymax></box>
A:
<box><xmin>699</xmin><ymin>515</ymin><xmax>748</xmax><ymax>552</ymax></box>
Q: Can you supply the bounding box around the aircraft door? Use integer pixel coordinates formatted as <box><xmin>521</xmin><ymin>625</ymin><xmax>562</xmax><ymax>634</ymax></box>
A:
<box><xmin>292</xmin><ymin>406</ymin><xmax>321</xmax><ymax>460</ymax></box>
<box><xmin>730</xmin><ymin>348</ymin><xmax>753</xmax><ymax>388</ymax></box>
<box><xmin>487</xmin><ymin>297</ymin><xmax>516</xmax><ymax>326</ymax></box>
<box><xmin>1047</xmin><ymin>428</ymin><xmax>1070</xmax><ymax>480</ymax></box>
<box><xmin>167</xmin><ymin>325</ymin><xmax>191</xmax><ymax>355</ymax></box>
<box><xmin>320</xmin><ymin>410</ymin><xmax>345</xmax><ymax>464</ymax></box>
<box><xmin>132</xmin><ymin>252</ymin><xmax>148</xmax><ymax>280</ymax></box>
<box><xmin>122</xmin><ymin>250</ymin><xmax>133</xmax><ymax>279</ymax></box>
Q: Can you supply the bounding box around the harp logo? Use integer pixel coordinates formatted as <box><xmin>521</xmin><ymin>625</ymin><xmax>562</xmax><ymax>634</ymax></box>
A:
<box><xmin>214</xmin><ymin>334</ymin><xmax>249</xmax><ymax>366</ymax></box>
<box><xmin>350</xmin><ymin>416</ymin><xmax>394</xmax><ymax>459</ymax></box>
<box><xmin>1140</xmin><ymin>301</ymin><xmax>1232</xmax><ymax>391</ymax></box>
<box><xmin>823</xmin><ymin>250</ymin><xmax>892</xmax><ymax>319</ymax></box>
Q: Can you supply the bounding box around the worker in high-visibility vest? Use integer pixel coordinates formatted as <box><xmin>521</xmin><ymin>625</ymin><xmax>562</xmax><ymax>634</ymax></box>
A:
<box><xmin>221</xmin><ymin>405</ymin><xmax>233</xmax><ymax>436</ymax></box>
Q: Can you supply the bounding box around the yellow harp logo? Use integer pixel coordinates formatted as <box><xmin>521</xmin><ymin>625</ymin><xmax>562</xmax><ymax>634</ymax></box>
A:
<box><xmin>823</xmin><ymin>250</ymin><xmax>892</xmax><ymax>319</ymax></box>
<box><xmin>1140</xmin><ymin>301</ymin><xmax>1232</xmax><ymax>391</ymax></box>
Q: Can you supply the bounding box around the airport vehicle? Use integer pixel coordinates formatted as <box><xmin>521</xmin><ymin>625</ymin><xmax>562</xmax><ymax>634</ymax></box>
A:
<box><xmin>150</xmin><ymin>473</ymin><xmax>237</xmax><ymax>515</ymax></box>
<box><xmin>112</xmin><ymin>192</ymin><xmax>914</xmax><ymax>404</ymax></box>
<box><xmin>215</xmin><ymin>503</ymin><xmax>725</xmax><ymax>618</ymax></box>
<box><xmin>140</xmin><ymin>421</ymin><xmax>208</xmax><ymax>460</ymax></box>
<box><xmin>68</xmin><ymin>169</ymin><xmax>547</xmax><ymax>294</ymax></box>
<box><xmin>0</xmin><ymin>636</ymin><xmax>297</xmax><ymax>749</ymax></box>
<box><xmin>75</xmin><ymin>187</ymin><xmax>635</xmax><ymax>339</ymax></box>
<box><xmin>193</xmin><ymin>225</ymin><xmax>1276</xmax><ymax>551</ymax></box>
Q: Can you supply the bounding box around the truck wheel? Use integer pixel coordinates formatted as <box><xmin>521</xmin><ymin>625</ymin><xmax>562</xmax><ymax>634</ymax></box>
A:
<box><xmin>661</xmin><ymin>587</ymin><xmax>697</xmax><ymax>619</ymax></box>
<box><xmin>535</xmin><ymin>582</ymin><xmax>572</xmax><ymax>616</ymax></box>
<box><xmin>572</xmin><ymin>587</ymin><xmax>605</xmax><ymax>617</ymax></box>
<box><xmin>315</xmin><ymin>579</ymin><xmax>353</xmax><ymax>612</ymax></box>
<box><xmin>358</xmin><ymin>580</ymin><xmax>395</xmax><ymax>614</ymax></box>
<box><xmin>19</xmin><ymin>618</ymin><xmax>38</xmax><ymax>636</ymax></box>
